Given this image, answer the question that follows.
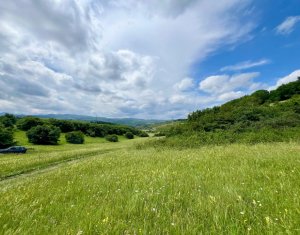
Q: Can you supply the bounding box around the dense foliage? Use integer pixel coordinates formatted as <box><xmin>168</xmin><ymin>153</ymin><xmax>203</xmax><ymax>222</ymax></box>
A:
<box><xmin>65</xmin><ymin>131</ymin><xmax>85</xmax><ymax>144</ymax></box>
<box><xmin>0</xmin><ymin>113</ymin><xmax>17</xmax><ymax>128</ymax></box>
<box><xmin>106</xmin><ymin>135</ymin><xmax>119</xmax><ymax>142</ymax></box>
<box><xmin>1</xmin><ymin>113</ymin><xmax>146</xmax><ymax>145</ymax></box>
<box><xmin>0</xmin><ymin>125</ymin><xmax>15</xmax><ymax>148</ymax></box>
<box><xmin>17</xmin><ymin>117</ymin><xmax>44</xmax><ymax>131</ymax></box>
<box><xmin>155</xmin><ymin>79</ymin><xmax>300</xmax><ymax>146</ymax></box>
<box><xmin>16</xmin><ymin>117</ymin><xmax>143</xmax><ymax>137</ymax></box>
<box><xmin>27</xmin><ymin>125</ymin><xmax>61</xmax><ymax>145</ymax></box>
<box><xmin>125</xmin><ymin>132</ymin><xmax>134</xmax><ymax>139</ymax></box>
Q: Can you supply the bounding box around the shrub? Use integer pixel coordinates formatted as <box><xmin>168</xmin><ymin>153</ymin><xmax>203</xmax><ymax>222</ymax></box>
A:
<box><xmin>27</xmin><ymin>125</ymin><xmax>61</xmax><ymax>145</ymax></box>
<box><xmin>139</xmin><ymin>132</ymin><xmax>149</xmax><ymax>137</ymax></box>
<box><xmin>106</xmin><ymin>135</ymin><xmax>118</xmax><ymax>142</ymax></box>
<box><xmin>0</xmin><ymin>126</ymin><xmax>14</xmax><ymax>148</ymax></box>
<box><xmin>125</xmin><ymin>132</ymin><xmax>134</xmax><ymax>139</ymax></box>
<box><xmin>154</xmin><ymin>132</ymin><xmax>166</xmax><ymax>137</ymax></box>
<box><xmin>65</xmin><ymin>131</ymin><xmax>85</xmax><ymax>144</ymax></box>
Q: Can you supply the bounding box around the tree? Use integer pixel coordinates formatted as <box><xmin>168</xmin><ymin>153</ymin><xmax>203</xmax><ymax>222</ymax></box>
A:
<box><xmin>65</xmin><ymin>131</ymin><xmax>85</xmax><ymax>144</ymax></box>
<box><xmin>251</xmin><ymin>90</ymin><xmax>270</xmax><ymax>104</ymax></box>
<box><xmin>17</xmin><ymin>117</ymin><xmax>44</xmax><ymax>131</ymax></box>
<box><xmin>125</xmin><ymin>132</ymin><xmax>134</xmax><ymax>139</ymax></box>
<box><xmin>48</xmin><ymin>119</ymin><xmax>75</xmax><ymax>133</ymax></box>
<box><xmin>27</xmin><ymin>125</ymin><xmax>61</xmax><ymax>145</ymax></box>
<box><xmin>0</xmin><ymin>125</ymin><xmax>14</xmax><ymax>148</ymax></box>
<box><xmin>269</xmin><ymin>79</ymin><xmax>300</xmax><ymax>101</ymax></box>
<box><xmin>0</xmin><ymin>113</ymin><xmax>17</xmax><ymax>128</ymax></box>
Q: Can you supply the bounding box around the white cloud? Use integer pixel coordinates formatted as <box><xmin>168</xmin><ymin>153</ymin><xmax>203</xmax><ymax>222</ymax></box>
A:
<box><xmin>276</xmin><ymin>16</ymin><xmax>300</xmax><ymax>35</ymax></box>
<box><xmin>217</xmin><ymin>91</ymin><xmax>245</xmax><ymax>102</ymax></box>
<box><xmin>221</xmin><ymin>59</ymin><xmax>270</xmax><ymax>72</ymax></box>
<box><xmin>198</xmin><ymin>72</ymin><xmax>266</xmax><ymax>103</ymax></box>
<box><xmin>174</xmin><ymin>77</ymin><xmax>195</xmax><ymax>91</ymax></box>
<box><xmin>199</xmin><ymin>72</ymin><xmax>260</xmax><ymax>94</ymax></box>
<box><xmin>0</xmin><ymin>0</ymin><xmax>256</xmax><ymax>119</ymax></box>
<box><xmin>269</xmin><ymin>70</ymin><xmax>300</xmax><ymax>90</ymax></box>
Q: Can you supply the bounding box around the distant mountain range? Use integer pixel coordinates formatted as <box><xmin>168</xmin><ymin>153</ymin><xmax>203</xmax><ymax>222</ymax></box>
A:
<box><xmin>0</xmin><ymin>113</ymin><xmax>165</xmax><ymax>127</ymax></box>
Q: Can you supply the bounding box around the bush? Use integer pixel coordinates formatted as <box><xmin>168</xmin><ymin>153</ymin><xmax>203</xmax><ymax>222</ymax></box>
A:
<box><xmin>154</xmin><ymin>132</ymin><xmax>166</xmax><ymax>137</ymax></box>
<box><xmin>106</xmin><ymin>135</ymin><xmax>118</xmax><ymax>142</ymax></box>
<box><xmin>125</xmin><ymin>132</ymin><xmax>134</xmax><ymax>139</ymax></box>
<box><xmin>139</xmin><ymin>132</ymin><xmax>149</xmax><ymax>137</ymax></box>
<box><xmin>65</xmin><ymin>131</ymin><xmax>85</xmax><ymax>144</ymax></box>
<box><xmin>0</xmin><ymin>126</ymin><xmax>14</xmax><ymax>148</ymax></box>
<box><xmin>27</xmin><ymin>125</ymin><xmax>61</xmax><ymax>145</ymax></box>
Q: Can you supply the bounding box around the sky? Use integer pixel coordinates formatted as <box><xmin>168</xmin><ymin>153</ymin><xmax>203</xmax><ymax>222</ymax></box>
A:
<box><xmin>0</xmin><ymin>0</ymin><xmax>300</xmax><ymax>119</ymax></box>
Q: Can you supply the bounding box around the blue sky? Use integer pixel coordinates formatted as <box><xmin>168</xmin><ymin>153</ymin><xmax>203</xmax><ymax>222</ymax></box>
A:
<box><xmin>195</xmin><ymin>0</ymin><xmax>300</xmax><ymax>85</ymax></box>
<box><xmin>0</xmin><ymin>0</ymin><xmax>299</xmax><ymax>119</ymax></box>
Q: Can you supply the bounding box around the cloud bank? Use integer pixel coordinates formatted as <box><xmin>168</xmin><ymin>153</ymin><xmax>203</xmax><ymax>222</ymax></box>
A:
<box><xmin>0</xmin><ymin>0</ymin><xmax>257</xmax><ymax>118</ymax></box>
<box><xmin>199</xmin><ymin>72</ymin><xmax>262</xmax><ymax>102</ymax></box>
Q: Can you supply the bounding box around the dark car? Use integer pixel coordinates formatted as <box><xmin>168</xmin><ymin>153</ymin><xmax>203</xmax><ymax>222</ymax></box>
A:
<box><xmin>0</xmin><ymin>146</ymin><xmax>27</xmax><ymax>154</ymax></box>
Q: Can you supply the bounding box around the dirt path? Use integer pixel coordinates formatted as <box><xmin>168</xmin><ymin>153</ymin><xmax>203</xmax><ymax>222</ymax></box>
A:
<box><xmin>0</xmin><ymin>147</ymin><xmax>120</xmax><ymax>188</ymax></box>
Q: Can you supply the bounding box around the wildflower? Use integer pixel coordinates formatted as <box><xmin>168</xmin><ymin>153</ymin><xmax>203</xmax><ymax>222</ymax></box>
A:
<box><xmin>102</xmin><ymin>217</ymin><xmax>109</xmax><ymax>223</ymax></box>
<box><xmin>152</xmin><ymin>208</ymin><xmax>157</xmax><ymax>212</ymax></box>
<box><xmin>209</xmin><ymin>195</ymin><xmax>216</xmax><ymax>203</ymax></box>
<box><xmin>265</xmin><ymin>216</ymin><xmax>271</xmax><ymax>225</ymax></box>
<box><xmin>171</xmin><ymin>222</ymin><xmax>175</xmax><ymax>226</ymax></box>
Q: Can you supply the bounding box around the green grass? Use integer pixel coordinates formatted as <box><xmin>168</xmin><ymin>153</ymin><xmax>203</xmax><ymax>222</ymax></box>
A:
<box><xmin>0</xmin><ymin>134</ymin><xmax>299</xmax><ymax>234</ymax></box>
<box><xmin>0</xmin><ymin>131</ymin><xmax>135</xmax><ymax>180</ymax></box>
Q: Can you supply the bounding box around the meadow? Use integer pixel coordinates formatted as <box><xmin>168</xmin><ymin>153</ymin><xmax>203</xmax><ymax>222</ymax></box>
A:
<box><xmin>0</xmin><ymin>132</ymin><xmax>300</xmax><ymax>234</ymax></box>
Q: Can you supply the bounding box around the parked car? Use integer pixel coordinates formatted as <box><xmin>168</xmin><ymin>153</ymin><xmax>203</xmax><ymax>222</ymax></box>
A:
<box><xmin>0</xmin><ymin>146</ymin><xmax>27</xmax><ymax>154</ymax></box>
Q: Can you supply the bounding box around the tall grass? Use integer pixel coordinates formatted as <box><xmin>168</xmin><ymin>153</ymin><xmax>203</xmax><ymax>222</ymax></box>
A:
<box><xmin>142</xmin><ymin>128</ymin><xmax>300</xmax><ymax>150</ymax></box>
<box><xmin>0</xmin><ymin>142</ymin><xmax>299</xmax><ymax>234</ymax></box>
<box><xmin>0</xmin><ymin>132</ymin><xmax>141</xmax><ymax>180</ymax></box>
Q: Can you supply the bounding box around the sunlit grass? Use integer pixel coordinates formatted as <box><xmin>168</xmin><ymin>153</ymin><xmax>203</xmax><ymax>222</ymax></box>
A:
<box><xmin>0</xmin><ymin>140</ymin><xmax>299</xmax><ymax>234</ymax></box>
<box><xmin>0</xmin><ymin>131</ymin><xmax>138</xmax><ymax>180</ymax></box>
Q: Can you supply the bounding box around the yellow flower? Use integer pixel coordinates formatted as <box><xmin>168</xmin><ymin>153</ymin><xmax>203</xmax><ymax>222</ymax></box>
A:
<box><xmin>102</xmin><ymin>217</ymin><xmax>109</xmax><ymax>223</ymax></box>
<box><xmin>265</xmin><ymin>216</ymin><xmax>271</xmax><ymax>225</ymax></box>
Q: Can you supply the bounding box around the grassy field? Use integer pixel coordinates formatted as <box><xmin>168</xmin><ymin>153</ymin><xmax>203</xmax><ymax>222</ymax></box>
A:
<box><xmin>0</xmin><ymin>131</ymin><xmax>137</xmax><ymax>180</ymax></box>
<box><xmin>0</xmin><ymin>134</ymin><xmax>300</xmax><ymax>234</ymax></box>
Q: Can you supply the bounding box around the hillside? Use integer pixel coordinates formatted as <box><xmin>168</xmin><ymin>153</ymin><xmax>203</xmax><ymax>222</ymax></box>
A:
<box><xmin>154</xmin><ymin>79</ymin><xmax>300</xmax><ymax>146</ymax></box>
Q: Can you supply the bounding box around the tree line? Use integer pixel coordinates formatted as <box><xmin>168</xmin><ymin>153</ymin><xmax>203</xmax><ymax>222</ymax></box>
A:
<box><xmin>0</xmin><ymin>115</ymin><xmax>148</xmax><ymax>147</ymax></box>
